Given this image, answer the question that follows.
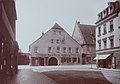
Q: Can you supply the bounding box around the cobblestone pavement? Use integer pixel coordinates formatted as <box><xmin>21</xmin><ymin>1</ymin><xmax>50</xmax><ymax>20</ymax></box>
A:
<box><xmin>43</xmin><ymin>70</ymin><xmax>112</xmax><ymax>84</ymax></box>
<box><xmin>9</xmin><ymin>69</ymin><xmax>56</xmax><ymax>84</ymax></box>
<box><xmin>2</xmin><ymin>64</ymin><xmax>119</xmax><ymax>84</ymax></box>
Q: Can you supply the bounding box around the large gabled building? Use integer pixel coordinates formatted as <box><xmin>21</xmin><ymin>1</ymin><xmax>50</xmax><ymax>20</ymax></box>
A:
<box><xmin>72</xmin><ymin>21</ymin><xmax>96</xmax><ymax>64</ymax></box>
<box><xmin>29</xmin><ymin>23</ymin><xmax>82</xmax><ymax>66</ymax></box>
<box><xmin>95</xmin><ymin>1</ymin><xmax>120</xmax><ymax>69</ymax></box>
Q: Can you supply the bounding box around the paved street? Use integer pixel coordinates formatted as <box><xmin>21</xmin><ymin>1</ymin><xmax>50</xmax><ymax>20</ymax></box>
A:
<box><xmin>2</xmin><ymin>64</ymin><xmax>119</xmax><ymax>84</ymax></box>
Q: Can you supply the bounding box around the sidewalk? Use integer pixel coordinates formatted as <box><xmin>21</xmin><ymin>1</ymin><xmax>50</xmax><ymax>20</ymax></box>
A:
<box><xmin>9</xmin><ymin>69</ymin><xmax>56</xmax><ymax>84</ymax></box>
<box><xmin>84</xmin><ymin>65</ymin><xmax>120</xmax><ymax>84</ymax></box>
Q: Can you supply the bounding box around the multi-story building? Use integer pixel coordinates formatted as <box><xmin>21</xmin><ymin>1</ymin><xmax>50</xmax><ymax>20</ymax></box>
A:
<box><xmin>95</xmin><ymin>1</ymin><xmax>120</xmax><ymax>69</ymax></box>
<box><xmin>72</xmin><ymin>21</ymin><xmax>96</xmax><ymax>64</ymax></box>
<box><xmin>0</xmin><ymin>0</ymin><xmax>18</xmax><ymax>82</ymax></box>
<box><xmin>29</xmin><ymin>23</ymin><xmax>82</xmax><ymax>66</ymax></box>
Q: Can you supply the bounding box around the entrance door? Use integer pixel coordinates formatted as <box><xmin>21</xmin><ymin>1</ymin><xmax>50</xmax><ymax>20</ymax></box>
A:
<box><xmin>48</xmin><ymin>57</ymin><xmax>58</xmax><ymax>66</ymax></box>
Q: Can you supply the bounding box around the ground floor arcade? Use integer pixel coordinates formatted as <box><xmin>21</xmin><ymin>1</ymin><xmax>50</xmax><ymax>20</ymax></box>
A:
<box><xmin>29</xmin><ymin>54</ymin><xmax>82</xmax><ymax>66</ymax></box>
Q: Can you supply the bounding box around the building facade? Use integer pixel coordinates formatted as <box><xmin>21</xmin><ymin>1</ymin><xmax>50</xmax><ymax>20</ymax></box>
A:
<box><xmin>72</xmin><ymin>21</ymin><xmax>96</xmax><ymax>64</ymax></box>
<box><xmin>95</xmin><ymin>1</ymin><xmax>120</xmax><ymax>69</ymax></box>
<box><xmin>18</xmin><ymin>51</ymin><xmax>29</xmax><ymax>65</ymax></box>
<box><xmin>0</xmin><ymin>0</ymin><xmax>18</xmax><ymax>82</ymax></box>
<box><xmin>29</xmin><ymin>23</ymin><xmax>82</xmax><ymax>66</ymax></box>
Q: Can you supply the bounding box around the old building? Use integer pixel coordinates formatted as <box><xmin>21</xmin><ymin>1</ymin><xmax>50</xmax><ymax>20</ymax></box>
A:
<box><xmin>0</xmin><ymin>0</ymin><xmax>18</xmax><ymax>82</ymax></box>
<box><xmin>29</xmin><ymin>23</ymin><xmax>82</xmax><ymax>66</ymax></box>
<box><xmin>95</xmin><ymin>1</ymin><xmax>120</xmax><ymax>69</ymax></box>
<box><xmin>72</xmin><ymin>21</ymin><xmax>96</xmax><ymax>64</ymax></box>
<box><xmin>18</xmin><ymin>51</ymin><xmax>29</xmax><ymax>65</ymax></box>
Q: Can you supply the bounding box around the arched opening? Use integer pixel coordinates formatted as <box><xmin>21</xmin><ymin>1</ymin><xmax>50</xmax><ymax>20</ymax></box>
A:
<box><xmin>48</xmin><ymin>57</ymin><xmax>58</xmax><ymax>66</ymax></box>
<box><xmin>82</xmin><ymin>53</ymin><xmax>86</xmax><ymax>64</ymax></box>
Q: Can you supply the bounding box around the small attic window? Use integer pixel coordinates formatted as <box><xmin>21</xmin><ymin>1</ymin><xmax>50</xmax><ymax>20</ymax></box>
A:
<box><xmin>59</xmin><ymin>31</ymin><xmax>61</xmax><ymax>35</ymax></box>
<box><xmin>53</xmin><ymin>31</ymin><xmax>56</xmax><ymax>35</ymax></box>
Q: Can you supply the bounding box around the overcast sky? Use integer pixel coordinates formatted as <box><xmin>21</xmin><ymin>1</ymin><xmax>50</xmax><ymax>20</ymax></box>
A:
<box><xmin>16</xmin><ymin>0</ymin><xmax>116</xmax><ymax>52</ymax></box>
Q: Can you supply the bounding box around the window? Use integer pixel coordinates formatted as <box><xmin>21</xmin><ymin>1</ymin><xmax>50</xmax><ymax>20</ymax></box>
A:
<box><xmin>68</xmin><ymin>47</ymin><xmax>72</xmax><ymax>53</ymax></box>
<box><xmin>110</xmin><ymin>38</ymin><xmax>114</xmax><ymax>48</ymax></box>
<box><xmin>62</xmin><ymin>40</ymin><xmax>65</xmax><ymax>44</ymax></box>
<box><xmin>76</xmin><ymin>48</ymin><xmax>79</xmax><ymax>53</ymax></box>
<box><xmin>109</xmin><ymin>20</ymin><xmax>114</xmax><ymax>32</ymax></box>
<box><xmin>57</xmin><ymin>47</ymin><xmax>60</xmax><ymax>53</ymax></box>
<box><xmin>34</xmin><ymin>47</ymin><xmax>38</xmax><ymax>53</ymax></box>
<box><xmin>48</xmin><ymin>47</ymin><xmax>52</xmax><ymax>53</ymax></box>
<box><xmin>97</xmin><ymin>40</ymin><xmax>101</xmax><ymax>50</ymax></box>
<box><xmin>110</xmin><ymin>5</ymin><xmax>114</xmax><ymax>13</ymax></box>
<box><xmin>57</xmin><ymin>39</ymin><xmax>60</xmax><ymax>44</ymax></box>
<box><xmin>98</xmin><ymin>27</ymin><xmax>101</xmax><ymax>36</ymax></box>
<box><xmin>59</xmin><ymin>31</ymin><xmax>61</xmax><ymax>35</ymax></box>
<box><xmin>103</xmin><ymin>38</ymin><xmax>107</xmax><ymax>49</ymax></box>
<box><xmin>51</xmin><ymin>39</ymin><xmax>54</xmax><ymax>43</ymax></box>
<box><xmin>109</xmin><ymin>36</ymin><xmax>114</xmax><ymax>48</ymax></box>
<box><xmin>63</xmin><ymin>47</ymin><xmax>66</xmax><ymax>53</ymax></box>
<box><xmin>103</xmin><ymin>24</ymin><xmax>107</xmax><ymax>35</ymax></box>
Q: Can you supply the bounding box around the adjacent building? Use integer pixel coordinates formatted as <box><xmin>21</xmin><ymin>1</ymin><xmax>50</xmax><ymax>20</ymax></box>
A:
<box><xmin>95</xmin><ymin>1</ymin><xmax>120</xmax><ymax>68</ymax></box>
<box><xmin>29</xmin><ymin>23</ymin><xmax>82</xmax><ymax>66</ymax></box>
<box><xmin>18</xmin><ymin>50</ymin><xmax>29</xmax><ymax>65</ymax></box>
<box><xmin>0</xmin><ymin>0</ymin><xmax>18</xmax><ymax>81</ymax></box>
<box><xmin>72</xmin><ymin>21</ymin><xmax>96</xmax><ymax>64</ymax></box>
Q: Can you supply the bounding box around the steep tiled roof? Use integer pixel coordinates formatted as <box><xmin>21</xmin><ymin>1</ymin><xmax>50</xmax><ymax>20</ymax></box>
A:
<box><xmin>77</xmin><ymin>22</ymin><xmax>95</xmax><ymax>44</ymax></box>
<box><xmin>52</xmin><ymin>23</ymin><xmax>64</xmax><ymax>30</ymax></box>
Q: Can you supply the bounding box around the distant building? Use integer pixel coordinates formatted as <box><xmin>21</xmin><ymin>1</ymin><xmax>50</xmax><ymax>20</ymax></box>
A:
<box><xmin>29</xmin><ymin>23</ymin><xmax>82</xmax><ymax>66</ymax></box>
<box><xmin>0</xmin><ymin>0</ymin><xmax>18</xmax><ymax>80</ymax></box>
<box><xmin>95</xmin><ymin>1</ymin><xmax>120</xmax><ymax>69</ymax></box>
<box><xmin>72</xmin><ymin>21</ymin><xmax>96</xmax><ymax>64</ymax></box>
<box><xmin>18</xmin><ymin>51</ymin><xmax>29</xmax><ymax>65</ymax></box>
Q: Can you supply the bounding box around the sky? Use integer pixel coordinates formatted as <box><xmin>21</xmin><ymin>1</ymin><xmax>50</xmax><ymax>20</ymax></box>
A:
<box><xmin>16</xmin><ymin>0</ymin><xmax>116</xmax><ymax>53</ymax></box>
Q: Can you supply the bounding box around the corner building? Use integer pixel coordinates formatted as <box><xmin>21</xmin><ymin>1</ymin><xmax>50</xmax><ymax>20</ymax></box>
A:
<box><xmin>95</xmin><ymin>1</ymin><xmax>120</xmax><ymax>69</ymax></box>
<box><xmin>29</xmin><ymin>23</ymin><xmax>82</xmax><ymax>66</ymax></box>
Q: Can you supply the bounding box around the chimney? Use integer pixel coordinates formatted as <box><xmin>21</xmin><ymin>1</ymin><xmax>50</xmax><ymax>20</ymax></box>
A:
<box><xmin>42</xmin><ymin>31</ymin><xmax>44</xmax><ymax>36</ymax></box>
<box><xmin>78</xmin><ymin>21</ymin><xmax>80</xmax><ymax>24</ymax></box>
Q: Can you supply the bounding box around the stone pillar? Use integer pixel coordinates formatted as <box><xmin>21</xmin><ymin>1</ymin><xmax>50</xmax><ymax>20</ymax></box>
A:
<box><xmin>44</xmin><ymin>57</ymin><xmax>46</xmax><ymax>66</ymax></box>
<box><xmin>71</xmin><ymin>57</ymin><xmax>73</xmax><ymax>63</ymax></box>
<box><xmin>0</xmin><ymin>37</ymin><xmax>2</xmax><ymax>75</ymax></box>
<box><xmin>76</xmin><ymin>57</ymin><xmax>78</xmax><ymax>63</ymax></box>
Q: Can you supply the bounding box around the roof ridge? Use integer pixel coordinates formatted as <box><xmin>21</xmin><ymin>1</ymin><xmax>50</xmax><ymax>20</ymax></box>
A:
<box><xmin>52</xmin><ymin>23</ymin><xmax>64</xmax><ymax>30</ymax></box>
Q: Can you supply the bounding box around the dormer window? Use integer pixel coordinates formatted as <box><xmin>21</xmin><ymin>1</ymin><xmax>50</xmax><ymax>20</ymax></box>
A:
<box><xmin>98</xmin><ymin>14</ymin><xmax>101</xmax><ymax>20</ymax></box>
<box><xmin>110</xmin><ymin>5</ymin><xmax>114</xmax><ymax>13</ymax></box>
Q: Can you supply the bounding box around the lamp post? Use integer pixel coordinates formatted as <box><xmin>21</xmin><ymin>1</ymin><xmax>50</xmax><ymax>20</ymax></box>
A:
<box><xmin>90</xmin><ymin>33</ymin><xmax>96</xmax><ymax>69</ymax></box>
